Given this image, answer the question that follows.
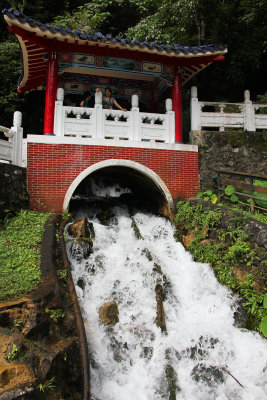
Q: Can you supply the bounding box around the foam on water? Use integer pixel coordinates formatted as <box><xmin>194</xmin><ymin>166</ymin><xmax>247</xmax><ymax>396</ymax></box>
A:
<box><xmin>66</xmin><ymin>206</ymin><xmax>267</xmax><ymax>400</ymax></box>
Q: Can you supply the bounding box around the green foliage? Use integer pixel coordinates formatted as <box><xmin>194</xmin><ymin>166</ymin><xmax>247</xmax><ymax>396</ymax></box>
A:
<box><xmin>12</xmin><ymin>319</ymin><xmax>22</xmax><ymax>329</ymax></box>
<box><xmin>196</xmin><ymin>190</ymin><xmax>218</xmax><ymax>204</ymax></box>
<box><xmin>57</xmin><ymin>269</ymin><xmax>67</xmax><ymax>283</ymax></box>
<box><xmin>255</xmin><ymin>92</ymin><xmax>267</xmax><ymax>114</ymax></box>
<box><xmin>0</xmin><ymin>40</ymin><xmax>23</xmax><ymax>126</ymax></box>
<box><xmin>45</xmin><ymin>308</ymin><xmax>66</xmax><ymax>323</ymax></box>
<box><xmin>53</xmin><ymin>1</ymin><xmax>110</xmax><ymax>33</ymax></box>
<box><xmin>7</xmin><ymin>344</ymin><xmax>20</xmax><ymax>360</ymax></box>
<box><xmin>37</xmin><ymin>377</ymin><xmax>56</xmax><ymax>392</ymax></box>
<box><xmin>175</xmin><ymin>200</ymin><xmax>267</xmax><ymax>333</ymax></box>
<box><xmin>53</xmin><ymin>0</ymin><xmax>145</xmax><ymax>36</ymax></box>
<box><xmin>260</xmin><ymin>317</ymin><xmax>267</xmax><ymax>337</ymax></box>
<box><xmin>259</xmin><ymin>294</ymin><xmax>267</xmax><ymax>337</ymax></box>
<box><xmin>253</xmin><ymin>180</ymin><xmax>267</xmax><ymax>209</ymax></box>
<box><xmin>0</xmin><ymin>210</ymin><xmax>50</xmax><ymax>300</ymax></box>
<box><xmin>197</xmin><ymin>186</ymin><xmax>239</xmax><ymax>206</ymax></box>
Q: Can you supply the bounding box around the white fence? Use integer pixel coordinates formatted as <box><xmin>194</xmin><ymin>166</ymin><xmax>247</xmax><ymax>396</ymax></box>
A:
<box><xmin>0</xmin><ymin>111</ymin><xmax>23</xmax><ymax>166</ymax></box>
<box><xmin>190</xmin><ymin>86</ymin><xmax>267</xmax><ymax>132</ymax></box>
<box><xmin>54</xmin><ymin>89</ymin><xmax>175</xmax><ymax>143</ymax></box>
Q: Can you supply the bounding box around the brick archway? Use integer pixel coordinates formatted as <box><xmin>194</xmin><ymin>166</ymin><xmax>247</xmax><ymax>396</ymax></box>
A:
<box><xmin>63</xmin><ymin>159</ymin><xmax>174</xmax><ymax>211</ymax></box>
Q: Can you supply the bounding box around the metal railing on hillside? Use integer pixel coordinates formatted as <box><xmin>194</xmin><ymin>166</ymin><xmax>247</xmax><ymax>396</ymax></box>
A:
<box><xmin>214</xmin><ymin>168</ymin><xmax>267</xmax><ymax>212</ymax></box>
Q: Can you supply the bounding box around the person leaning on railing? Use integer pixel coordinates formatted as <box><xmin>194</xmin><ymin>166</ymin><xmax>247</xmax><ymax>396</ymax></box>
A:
<box><xmin>96</xmin><ymin>87</ymin><xmax>127</xmax><ymax>111</ymax></box>
<box><xmin>80</xmin><ymin>91</ymin><xmax>92</xmax><ymax>119</ymax></box>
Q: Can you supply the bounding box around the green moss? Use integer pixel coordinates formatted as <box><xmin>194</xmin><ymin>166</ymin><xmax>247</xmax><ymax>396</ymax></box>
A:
<box><xmin>225</xmin><ymin>131</ymin><xmax>246</xmax><ymax>147</ymax></box>
<box><xmin>0</xmin><ymin>210</ymin><xmax>51</xmax><ymax>300</ymax></box>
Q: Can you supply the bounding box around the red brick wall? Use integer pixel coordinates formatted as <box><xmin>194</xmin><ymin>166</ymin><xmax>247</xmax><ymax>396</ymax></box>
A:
<box><xmin>27</xmin><ymin>143</ymin><xmax>199</xmax><ymax>212</ymax></box>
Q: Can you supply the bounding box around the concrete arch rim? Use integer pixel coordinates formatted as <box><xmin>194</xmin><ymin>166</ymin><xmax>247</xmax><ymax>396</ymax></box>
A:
<box><xmin>63</xmin><ymin>159</ymin><xmax>173</xmax><ymax>211</ymax></box>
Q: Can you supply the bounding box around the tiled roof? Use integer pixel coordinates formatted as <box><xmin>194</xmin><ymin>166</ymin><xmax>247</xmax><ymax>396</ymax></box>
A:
<box><xmin>2</xmin><ymin>8</ymin><xmax>227</xmax><ymax>57</ymax></box>
<box><xmin>2</xmin><ymin>8</ymin><xmax>227</xmax><ymax>92</ymax></box>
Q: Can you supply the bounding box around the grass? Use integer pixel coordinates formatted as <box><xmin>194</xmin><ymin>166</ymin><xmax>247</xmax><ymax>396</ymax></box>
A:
<box><xmin>0</xmin><ymin>209</ymin><xmax>51</xmax><ymax>301</ymax></box>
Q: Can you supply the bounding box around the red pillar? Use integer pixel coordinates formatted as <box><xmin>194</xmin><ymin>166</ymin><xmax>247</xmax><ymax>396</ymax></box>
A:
<box><xmin>172</xmin><ymin>73</ymin><xmax>182</xmax><ymax>142</ymax></box>
<box><xmin>44</xmin><ymin>51</ymin><xmax>58</xmax><ymax>134</ymax></box>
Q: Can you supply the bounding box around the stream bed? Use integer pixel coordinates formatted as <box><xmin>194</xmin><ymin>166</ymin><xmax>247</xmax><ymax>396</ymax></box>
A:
<box><xmin>66</xmin><ymin>192</ymin><xmax>267</xmax><ymax>400</ymax></box>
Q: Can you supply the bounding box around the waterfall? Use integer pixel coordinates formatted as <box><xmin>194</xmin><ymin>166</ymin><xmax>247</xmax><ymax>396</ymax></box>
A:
<box><xmin>66</xmin><ymin>185</ymin><xmax>267</xmax><ymax>400</ymax></box>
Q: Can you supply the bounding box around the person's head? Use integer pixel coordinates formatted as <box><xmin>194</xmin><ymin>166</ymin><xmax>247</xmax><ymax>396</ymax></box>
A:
<box><xmin>84</xmin><ymin>91</ymin><xmax>91</xmax><ymax>100</ymax></box>
<box><xmin>105</xmin><ymin>87</ymin><xmax>112</xmax><ymax>96</ymax></box>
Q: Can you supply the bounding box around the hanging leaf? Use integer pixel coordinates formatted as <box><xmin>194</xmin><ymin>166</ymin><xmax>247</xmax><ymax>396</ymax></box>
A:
<box><xmin>259</xmin><ymin>316</ymin><xmax>267</xmax><ymax>337</ymax></box>
<box><xmin>230</xmin><ymin>194</ymin><xmax>239</xmax><ymax>202</ymax></box>
<box><xmin>204</xmin><ymin>190</ymin><xmax>213</xmax><ymax>196</ymax></box>
<box><xmin>204</xmin><ymin>197</ymin><xmax>209</xmax><ymax>201</ymax></box>
<box><xmin>211</xmin><ymin>194</ymin><xmax>218</xmax><ymax>204</ymax></box>
<box><xmin>225</xmin><ymin>185</ymin><xmax>235</xmax><ymax>196</ymax></box>
<box><xmin>196</xmin><ymin>192</ymin><xmax>203</xmax><ymax>198</ymax></box>
<box><xmin>263</xmin><ymin>294</ymin><xmax>267</xmax><ymax>308</ymax></box>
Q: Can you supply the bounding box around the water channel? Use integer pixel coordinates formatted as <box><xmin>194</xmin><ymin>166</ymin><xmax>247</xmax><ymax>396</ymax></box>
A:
<box><xmin>66</xmin><ymin>182</ymin><xmax>267</xmax><ymax>400</ymax></box>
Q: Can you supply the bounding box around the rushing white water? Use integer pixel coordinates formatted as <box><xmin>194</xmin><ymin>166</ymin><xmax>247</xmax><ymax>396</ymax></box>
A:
<box><xmin>66</xmin><ymin>202</ymin><xmax>267</xmax><ymax>400</ymax></box>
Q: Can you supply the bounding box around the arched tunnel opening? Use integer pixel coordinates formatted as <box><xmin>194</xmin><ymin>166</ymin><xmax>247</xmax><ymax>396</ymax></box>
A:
<box><xmin>68</xmin><ymin>166</ymin><xmax>173</xmax><ymax>218</ymax></box>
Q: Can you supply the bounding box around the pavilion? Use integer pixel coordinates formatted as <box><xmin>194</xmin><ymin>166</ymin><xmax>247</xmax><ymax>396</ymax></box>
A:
<box><xmin>3</xmin><ymin>8</ymin><xmax>227</xmax><ymax>143</ymax></box>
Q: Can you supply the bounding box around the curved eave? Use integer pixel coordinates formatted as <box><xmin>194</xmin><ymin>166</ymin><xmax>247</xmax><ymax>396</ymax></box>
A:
<box><xmin>4</xmin><ymin>12</ymin><xmax>227</xmax><ymax>92</ymax></box>
<box><xmin>16</xmin><ymin>35</ymin><xmax>47</xmax><ymax>91</ymax></box>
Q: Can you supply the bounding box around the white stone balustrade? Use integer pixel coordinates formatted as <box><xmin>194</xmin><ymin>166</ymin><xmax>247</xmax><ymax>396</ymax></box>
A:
<box><xmin>54</xmin><ymin>89</ymin><xmax>175</xmax><ymax>143</ymax></box>
<box><xmin>190</xmin><ymin>86</ymin><xmax>267</xmax><ymax>132</ymax></box>
<box><xmin>0</xmin><ymin>111</ymin><xmax>23</xmax><ymax>166</ymax></box>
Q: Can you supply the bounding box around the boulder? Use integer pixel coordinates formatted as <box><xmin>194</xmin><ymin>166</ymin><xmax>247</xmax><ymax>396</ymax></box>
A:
<box><xmin>99</xmin><ymin>301</ymin><xmax>119</xmax><ymax>326</ymax></box>
<box><xmin>69</xmin><ymin>217</ymin><xmax>94</xmax><ymax>239</ymax></box>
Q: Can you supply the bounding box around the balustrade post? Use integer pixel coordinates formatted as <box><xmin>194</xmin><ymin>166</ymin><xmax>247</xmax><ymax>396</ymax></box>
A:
<box><xmin>11</xmin><ymin>111</ymin><xmax>23</xmax><ymax>166</ymax></box>
<box><xmin>219</xmin><ymin>104</ymin><xmax>226</xmax><ymax>131</ymax></box>
<box><xmin>95</xmin><ymin>91</ymin><xmax>103</xmax><ymax>139</ymax></box>
<box><xmin>165</xmin><ymin>98</ymin><xmax>175</xmax><ymax>143</ymax></box>
<box><xmin>243</xmin><ymin>90</ymin><xmax>256</xmax><ymax>131</ymax></box>
<box><xmin>190</xmin><ymin>86</ymin><xmax>201</xmax><ymax>131</ymax></box>
<box><xmin>131</xmin><ymin>95</ymin><xmax>140</xmax><ymax>141</ymax></box>
<box><xmin>54</xmin><ymin>88</ymin><xmax>64</xmax><ymax>136</ymax></box>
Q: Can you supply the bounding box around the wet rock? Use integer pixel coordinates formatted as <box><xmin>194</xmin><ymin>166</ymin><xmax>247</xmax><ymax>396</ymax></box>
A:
<box><xmin>77</xmin><ymin>277</ymin><xmax>85</xmax><ymax>290</ymax></box>
<box><xmin>153</xmin><ymin>263</ymin><xmax>163</xmax><ymax>274</ymax></box>
<box><xmin>155</xmin><ymin>283</ymin><xmax>166</xmax><ymax>332</ymax></box>
<box><xmin>69</xmin><ymin>217</ymin><xmax>94</xmax><ymax>239</ymax></box>
<box><xmin>99</xmin><ymin>301</ymin><xmax>119</xmax><ymax>326</ymax></box>
<box><xmin>140</xmin><ymin>346</ymin><xmax>153</xmax><ymax>361</ymax></box>
<box><xmin>166</xmin><ymin>364</ymin><xmax>181</xmax><ymax>400</ymax></box>
<box><xmin>141</xmin><ymin>248</ymin><xmax>153</xmax><ymax>261</ymax></box>
<box><xmin>96</xmin><ymin>209</ymin><xmax>114</xmax><ymax>225</ymax></box>
<box><xmin>256</xmin><ymin>230</ymin><xmax>267</xmax><ymax>248</ymax></box>
<box><xmin>191</xmin><ymin>363</ymin><xmax>225</xmax><ymax>386</ymax></box>
<box><xmin>70</xmin><ymin>239</ymin><xmax>93</xmax><ymax>261</ymax></box>
<box><xmin>131</xmin><ymin>217</ymin><xmax>143</xmax><ymax>239</ymax></box>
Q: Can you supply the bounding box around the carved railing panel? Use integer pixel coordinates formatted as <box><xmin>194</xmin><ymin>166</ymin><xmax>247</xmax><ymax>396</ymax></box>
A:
<box><xmin>54</xmin><ymin>91</ymin><xmax>175</xmax><ymax>143</ymax></box>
